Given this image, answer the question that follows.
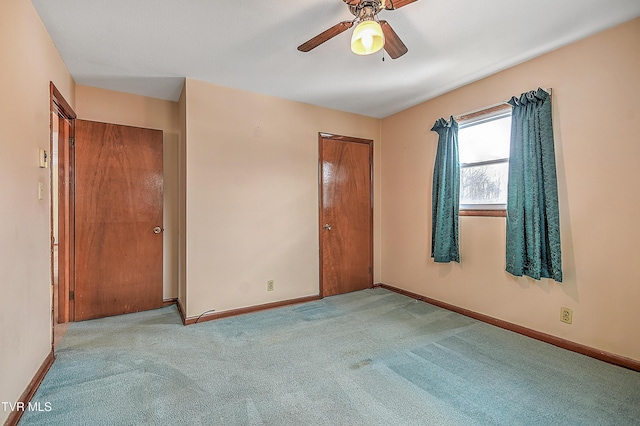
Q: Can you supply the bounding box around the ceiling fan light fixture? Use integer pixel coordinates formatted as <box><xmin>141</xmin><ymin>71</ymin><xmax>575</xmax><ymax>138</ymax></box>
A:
<box><xmin>350</xmin><ymin>20</ymin><xmax>385</xmax><ymax>55</ymax></box>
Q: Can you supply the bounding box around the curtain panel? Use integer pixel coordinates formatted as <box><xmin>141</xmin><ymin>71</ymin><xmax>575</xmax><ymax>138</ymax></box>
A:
<box><xmin>506</xmin><ymin>88</ymin><xmax>562</xmax><ymax>282</ymax></box>
<box><xmin>430</xmin><ymin>117</ymin><xmax>460</xmax><ymax>263</ymax></box>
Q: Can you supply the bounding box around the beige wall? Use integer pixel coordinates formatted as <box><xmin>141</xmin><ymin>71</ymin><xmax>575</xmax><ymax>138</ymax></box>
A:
<box><xmin>183</xmin><ymin>78</ymin><xmax>381</xmax><ymax>318</ymax></box>
<box><xmin>0</xmin><ymin>0</ymin><xmax>75</xmax><ymax>423</ymax></box>
<box><xmin>380</xmin><ymin>18</ymin><xmax>640</xmax><ymax>361</ymax></box>
<box><xmin>75</xmin><ymin>85</ymin><xmax>181</xmax><ymax>300</ymax></box>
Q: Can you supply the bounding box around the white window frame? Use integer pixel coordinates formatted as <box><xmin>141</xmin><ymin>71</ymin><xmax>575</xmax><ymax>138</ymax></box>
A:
<box><xmin>457</xmin><ymin>104</ymin><xmax>512</xmax><ymax>217</ymax></box>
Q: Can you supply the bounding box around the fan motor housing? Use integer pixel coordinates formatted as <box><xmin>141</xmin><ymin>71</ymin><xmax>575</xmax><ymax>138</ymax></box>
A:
<box><xmin>349</xmin><ymin>0</ymin><xmax>383</xmax><ymax>18</ymax></box>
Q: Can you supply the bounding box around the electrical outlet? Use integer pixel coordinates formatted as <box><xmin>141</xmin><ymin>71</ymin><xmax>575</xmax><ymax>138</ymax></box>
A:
<box><xmin>267</xmin><ymin>280</ymin><xmax>274</xmax><ymax>291</ymax></box>
<box><xmin>560</xmin><ymin>307</ymin><xmax>573</xmax><ymax>324</ymax></box>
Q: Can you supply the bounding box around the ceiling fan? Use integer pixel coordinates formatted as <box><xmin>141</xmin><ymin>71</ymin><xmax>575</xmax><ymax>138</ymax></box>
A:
<box><xmin>297</xmin><ymin>0</ymin><xmax>418</xmax><ymax>59</ymax></box>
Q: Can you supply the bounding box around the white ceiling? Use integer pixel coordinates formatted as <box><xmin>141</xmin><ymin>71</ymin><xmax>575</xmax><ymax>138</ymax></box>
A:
<box><xmin>32</xmin><ymin>0</ymin><xmax>640</xmax><ymax>118</ymax></box>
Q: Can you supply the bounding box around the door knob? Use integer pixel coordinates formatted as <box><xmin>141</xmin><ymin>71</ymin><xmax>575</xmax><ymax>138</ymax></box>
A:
<box><xmin>324</xmin><ymin>224</ymin><xmax>332</xmax><ymax>231</ymax></box>
<box><xmin>153</xmin><ymin>226</ymin><xmax>162</xmax><ymax>234</ymax></box>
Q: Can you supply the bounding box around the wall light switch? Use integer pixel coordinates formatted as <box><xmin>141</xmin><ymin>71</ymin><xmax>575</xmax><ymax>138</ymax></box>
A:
<box><xmin>38</xmin><ymin>182</ymin><xmax>45</xmax><ymax>200</ymax></box>
<box><xmin>39</xmin><ymin>148</ymin><xmax>48</xmax><ymax>168</ymax></box>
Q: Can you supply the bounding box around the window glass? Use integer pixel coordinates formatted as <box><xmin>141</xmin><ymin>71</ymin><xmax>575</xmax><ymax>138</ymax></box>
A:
<box><xmin>460</xmin><ymin>162</ymin><xmax>509</xmax><ymax>205</ymax></box>
<box><xmin>458</xmin><ymin>115</ymin><xmax>511</xmax><ymax>164</ymax></box>
<box><xmin>458</xmin><ymin>111</ymin><xmax>511</xmax><ymax>211</ymax></box>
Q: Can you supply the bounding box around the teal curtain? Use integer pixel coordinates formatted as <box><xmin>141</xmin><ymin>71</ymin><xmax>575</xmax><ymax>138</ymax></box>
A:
<box><xmin>506</xmin><ymin>88</ymin><xmax>562</xmax><ymax>281</ymax></box>
<box><xmin>430</xmin><ymin>117</ymin><xmax>460</xmax><ymax>263</ymax></box>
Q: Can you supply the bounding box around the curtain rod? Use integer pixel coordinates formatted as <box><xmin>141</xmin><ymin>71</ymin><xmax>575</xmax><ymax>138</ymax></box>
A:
<box><xmin>454</xmin><ymin>88</ymin><xmax>552</xmax><ymax>122</ymax></box>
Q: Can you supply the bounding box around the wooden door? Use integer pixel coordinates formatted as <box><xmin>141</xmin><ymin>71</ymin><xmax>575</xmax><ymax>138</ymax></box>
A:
<box><xmin>74</xmin><ymin>120</ymin><xmax>163</xmax><ymax>321</ymax></box>
<box><xmin>319</xmin><ymin>133</ymin><xmax>373</xmax><ymax>297</ymax></box>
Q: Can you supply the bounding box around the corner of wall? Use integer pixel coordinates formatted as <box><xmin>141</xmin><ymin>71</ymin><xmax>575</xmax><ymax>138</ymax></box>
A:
<box><xmin>177</xmin><ymin>82</ymin><xmax>188</xmax><ymax>316</ymax></box>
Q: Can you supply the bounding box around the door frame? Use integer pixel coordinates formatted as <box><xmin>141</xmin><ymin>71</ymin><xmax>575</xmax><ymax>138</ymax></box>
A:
<box><xmin>317</xmin><ymin>132</ymin><xmax>374</xmax><ymax>298</ymax></box>
<box><xmin>50</xmin><ymin>82</ymin><xmax>76</xmax><ymax>325</ymax></box>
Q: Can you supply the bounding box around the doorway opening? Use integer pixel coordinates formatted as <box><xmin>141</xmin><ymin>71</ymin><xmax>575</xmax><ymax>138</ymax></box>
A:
<box><xmin>49</xmin><ymin>82</ymin><xmax>76</xmax><ymax>347</ymax></box>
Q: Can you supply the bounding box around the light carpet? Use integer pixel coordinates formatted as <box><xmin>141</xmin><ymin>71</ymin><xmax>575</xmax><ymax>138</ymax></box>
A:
<box><xmin>19</xmin><ymin>288</ymin><xmax>640</xmax><ymax>425</ymax></box>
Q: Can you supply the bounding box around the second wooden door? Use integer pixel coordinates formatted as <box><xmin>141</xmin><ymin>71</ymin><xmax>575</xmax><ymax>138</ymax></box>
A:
<box><xmin>319</xmin><ymin>134</ymin><xmax>373</xmax><ymax>297</ymax></box>
<box><xmin>74</xmin><ymin>120</ymin><xmax>163</xmax><ymax>321</ymax></box>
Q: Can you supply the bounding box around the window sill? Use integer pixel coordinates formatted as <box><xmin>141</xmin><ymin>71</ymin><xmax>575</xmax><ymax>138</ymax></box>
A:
<box><xmin>460</xmin><ymin>210</ymin><xmax>506</xmax><ymax>217</ymax></box>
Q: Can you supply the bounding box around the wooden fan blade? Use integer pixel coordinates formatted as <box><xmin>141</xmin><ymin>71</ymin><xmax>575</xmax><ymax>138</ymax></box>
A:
<box><xmin>380</xmin><ymin>20</ymin><xmax>408</xmax><ymax>59</ymax></box>
<box><xmin>343</xmin><ymin>0</ymin><xmax>361</xmax><ymax>5</ymax></box>
<box><xmin>297</xmin><ymin>21</ymin><xmax>354</xmax><ymax>52</ymax></box>
<box><xmin>385</xmin><ymin>0</ymin><xmax>418</xmax><ymax>10</ymax></box>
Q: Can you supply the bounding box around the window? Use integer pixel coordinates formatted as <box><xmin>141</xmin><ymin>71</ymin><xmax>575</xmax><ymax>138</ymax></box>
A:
<box><xmin>458</xmin><ymin>105</ymin><xmax>511</xmax><ymax>216</ymax></box>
